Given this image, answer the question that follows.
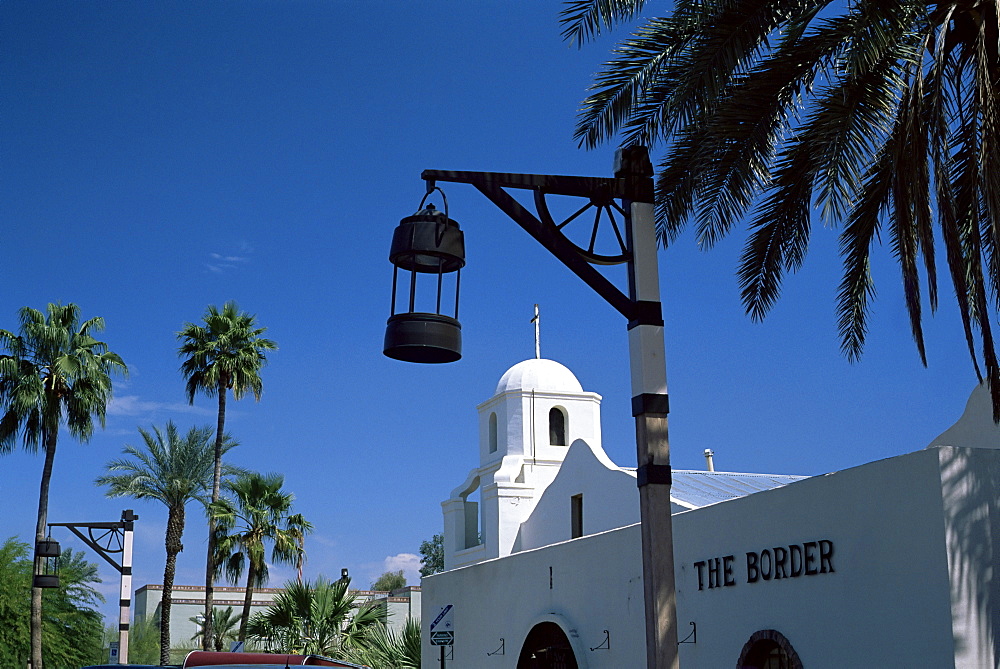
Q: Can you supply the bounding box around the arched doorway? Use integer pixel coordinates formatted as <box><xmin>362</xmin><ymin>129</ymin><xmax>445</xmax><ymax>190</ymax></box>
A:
<box><xmin>517</xmin><ymin>622</ymin><xmax>579</xmax><ymax>669</ymax></box>
<box><xmin>737</xmin><ymin>629</ymin><xmax>803</xmax><ymax>669</ymax></box>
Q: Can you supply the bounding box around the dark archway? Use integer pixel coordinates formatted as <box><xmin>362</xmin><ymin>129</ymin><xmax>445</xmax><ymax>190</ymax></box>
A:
<box><xmin>737</xmin><ymin>629</ymin><xmax>804</xmax><ymax>669</ymax></box>
<box><xmin>517</xmin><ymin>622</ymin><xmax>579</xmax><ymax>669</ymax></box>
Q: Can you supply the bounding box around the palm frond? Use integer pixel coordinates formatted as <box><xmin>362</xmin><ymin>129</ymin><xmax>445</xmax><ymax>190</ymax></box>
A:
<box><xmin>559</xmin><ymin>0</ymin><xmax>650</xmax><ymax>46</ymax></box>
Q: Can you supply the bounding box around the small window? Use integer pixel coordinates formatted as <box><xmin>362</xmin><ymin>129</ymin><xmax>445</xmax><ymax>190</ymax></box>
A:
<box><xmin>571</xmin><ymin>494</ymin><xmax>583</xmax><ymax>539</ymax></box>
<box><xmin>488</xmin><ymin>413</ymin><xmax>498</xmax><ymax>453</ymax></box>
<box><xmin>549</xmin><ymin>407</ymin><xmax>566</xmax><ymax>446</ymax></box>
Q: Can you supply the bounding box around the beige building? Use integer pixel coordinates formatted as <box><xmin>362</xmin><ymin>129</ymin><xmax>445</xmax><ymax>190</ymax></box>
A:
<box><xmin>136</xmin><ymin>582</ymin><xmax>421</xmax><ymax>651</ymax></box>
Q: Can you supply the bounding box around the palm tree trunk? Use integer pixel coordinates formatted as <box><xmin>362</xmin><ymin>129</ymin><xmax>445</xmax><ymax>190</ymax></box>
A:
<box><xmin>202</xmin><ymin>382</ymin><xmax>227</xmax><ymax>651</ymax></box>
<box><xmin>31</xmin><ymin>430</ymin><xmax>58</xmax><ymax>669</ymax></box>
<box><xmin>162</xmin><ymin>504</ymin><xmax>185</xmax><ymax>665</ymax></box>
<box><xmin>238</xmin><ymin>560</ymin><xmax>256</xmax><ymax>644</ymax></box>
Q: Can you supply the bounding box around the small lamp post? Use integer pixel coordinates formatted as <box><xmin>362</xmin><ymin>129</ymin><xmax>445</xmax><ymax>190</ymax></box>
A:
<box><xmin>49</xmin><ymin>509</ymin><xmax>138</xmax><ymax>664</ymax></box>
<box><xmin>33</xmin><ymin>537</ymin><xmax>61</xmax><ymax>589</ymax></box>
<box><xmin>384</xmin><ymin>147</ymin><xmax>679</xmax><ymax>669</ymax></box>
<box><xmin>383</xmin><ymin>189</ymin><xmax>465</xmax><ymax>363</ymax></box>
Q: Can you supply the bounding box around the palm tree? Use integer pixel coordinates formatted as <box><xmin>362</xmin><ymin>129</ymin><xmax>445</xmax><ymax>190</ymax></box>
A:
<box><xmin>211</xmin><ymin>472</ymin><xmax>311</xmax><ymax>644</ymax></box>
<box><xmin>0</xmin><ymin>303</ymin><xmax>127</xmax><ymax>669</ymax></box>
<box><xmin>189</xmin><ymin>605</ymin><xmax>240</xmax><ymax>652</ymax></box>
<box><xmin>562</xmin><ymin>0</ymin><xmax>1000</xmax><ymax>417</ymax></box>
<box><xmin>341</xmin><ymin>617</ymin><xmax>422</xmax><ymax>669</ymax></box>
<box><xmin>177</xmin><ymin>301</ymin><xmax>276</xmax><ymax>649</ymax></box>
<box><xmin>96</xmin><ymin>423</ymin><xmax>240</xmax><ymax>664</ymax></box>
<box><xmin>245</xmin><ymin>576</ymin><xmax>383</xmax><ymax>656</ymax></box>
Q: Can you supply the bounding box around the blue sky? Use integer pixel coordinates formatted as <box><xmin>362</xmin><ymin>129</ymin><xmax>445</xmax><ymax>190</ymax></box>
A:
<box><xmin>0</xmin><ymin>0</ymin><xmax>979</xmax><ymax>625</ymax></box>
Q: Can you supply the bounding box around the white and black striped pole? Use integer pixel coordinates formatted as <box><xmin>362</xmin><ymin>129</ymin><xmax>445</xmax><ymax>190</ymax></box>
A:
<box><xmin>617</xmin><ymin>147</ymin><xmax>679</xmax><ymax>669</ymax></box>
<box><xmin>118</xmin><ymin>510</ymin><xmax>136</xmax><ymax>664</ymax></box>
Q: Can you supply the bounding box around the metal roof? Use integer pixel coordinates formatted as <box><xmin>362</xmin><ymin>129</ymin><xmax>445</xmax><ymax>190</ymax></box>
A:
<box><xmin>619</xmin><ymin>468</ymin><xmax>807</xmax><ymax>510</ymax></box>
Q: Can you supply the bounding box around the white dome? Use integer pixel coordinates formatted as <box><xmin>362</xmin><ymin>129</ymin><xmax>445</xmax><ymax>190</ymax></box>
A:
<box><xmin>494</xmin><ymin>358</ymin><xmax>583</xmax><ymax>395</ymax></box>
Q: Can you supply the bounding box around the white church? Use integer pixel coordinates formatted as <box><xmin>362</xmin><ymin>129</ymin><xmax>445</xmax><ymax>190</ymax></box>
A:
<box><xmin>421</xmin><ymin>357</ymin><xmax>1000</xmax><ymax>668</ymax></box>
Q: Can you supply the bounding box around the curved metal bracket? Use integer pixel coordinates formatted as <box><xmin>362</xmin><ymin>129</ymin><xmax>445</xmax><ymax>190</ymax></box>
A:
<box><xmin>487</xmin><ymin>638</ymin><xmax>505</xmax><ymax>656</ymax></box>
<box><xmin>590</xmin><ymin>629</ymin><xmax>611</xmax><ymax>651</ymax></box>
<box><xmin>678</xmin><ymin>621</ymin><xmax>697</xmax><ymax>645</ymax></box>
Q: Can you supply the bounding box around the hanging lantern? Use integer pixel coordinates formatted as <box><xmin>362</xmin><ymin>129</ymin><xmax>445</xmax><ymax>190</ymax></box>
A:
<box><xmin>33</xmin><ymin>537</ymin><xmax>60</xmax><ymax>589</ymax></box>
<box><xmin>384</xmin><ymin>188</ymin><xmax>465</xmax><ymax>363</ymax></box>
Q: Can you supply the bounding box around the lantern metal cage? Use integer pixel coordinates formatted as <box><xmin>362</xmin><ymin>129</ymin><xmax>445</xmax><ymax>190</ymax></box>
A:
<box><xmin>384</xmin><ymin>187</ymin><xmax>465</xmax><ymax>363</ymax></box>
<box><xmin>33</xmin><ymin>537</ymin><xmax>61</xmax><ymax>589</ymax></box>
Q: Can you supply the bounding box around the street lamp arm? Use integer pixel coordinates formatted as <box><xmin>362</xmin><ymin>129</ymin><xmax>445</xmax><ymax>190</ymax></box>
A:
<box><xmin>420</xmin><ymin>169</ymin><xmax>644</xmax><ymax>322</ymax></box>
<box><xmin>421</xmin><ymin>170</ymin><xmax>620</xmax><ymax>199</ymax></box>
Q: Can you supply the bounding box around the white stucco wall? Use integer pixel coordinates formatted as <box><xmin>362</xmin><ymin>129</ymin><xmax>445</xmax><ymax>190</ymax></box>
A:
<box><xmin>514</xmin><ymin>438</ymin><xmax>639</xmax><ymax>552</ymax></box>
<box><xmin>424</xmin><ymin>447</ymin><xmax>998</xmax><ymax>668</ymax></box>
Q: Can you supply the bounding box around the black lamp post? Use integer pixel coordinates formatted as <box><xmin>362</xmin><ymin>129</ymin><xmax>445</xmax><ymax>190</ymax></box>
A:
<box><xmin>384</xmin><ymin>146</ymin><xmax>679</xmax><ymax>669</ymax></box>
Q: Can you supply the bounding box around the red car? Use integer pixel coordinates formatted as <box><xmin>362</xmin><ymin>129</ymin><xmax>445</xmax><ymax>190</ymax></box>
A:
<box><xmin>181</xmin><ymin>650</ymin><xmax>369</xmax><ymax>668</ymax></box>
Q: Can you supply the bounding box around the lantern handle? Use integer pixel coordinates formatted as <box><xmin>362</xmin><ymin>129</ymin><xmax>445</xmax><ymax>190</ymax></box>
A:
<box><xmin>418</xmin><ymin>185</ymin><xmax>449</xmax><ymax>220</ymax></box>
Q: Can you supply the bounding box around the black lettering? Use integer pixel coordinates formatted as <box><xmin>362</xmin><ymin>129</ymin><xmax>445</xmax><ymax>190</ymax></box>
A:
<box><xmin>820</xmin><ymin>540</ymin><xmax>835</xmax><ymax>574</ymax></box>
<box><xmin>708</xmin><ymin>557</ymin><xmax>721</xmax><ymax>588</ymax></box>
<box><xmin>789</xmin><ymin>544</ymin><xmax>803</xmax><ymax>577</ymax></box>
<box><xmin>746</xmin><ymin>552</ymin><xmax>759</xmax><ymax>583</ymax></box>
<box><xmin>773</xmin><ymin>546</ymin><xmax>788</xmax><ymax>580</ymax></box>
<box><xmin>723</xmin><ymin>555</ymin><xmax>735</xmax><ymax>586</ymax></box>
<box><xmin>760</xmin><ymin>549</ymin><xmax>772</xmax><ymax>581</ymax></box>
<box><xmin>694</xmin><ymin>561</ymin><xmax>706</xmax><ymax>590</ymax></box>
<box><xmin>804</xmin><ymin>541</ymin><xmax>818</xmax><ymax>575</ymax></box>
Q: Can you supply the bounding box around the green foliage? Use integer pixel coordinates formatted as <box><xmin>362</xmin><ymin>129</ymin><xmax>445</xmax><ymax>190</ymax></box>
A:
<box><xmin>371</xmin><ymin>570</ymin><xmax>406</xmax><ymax>592</ymax></box>
<box><xmin>189</xmin><ymin>606</ymin><xmax>240</xmax><ymax>651</ymax></box>
<box><xmin>0</xmin><ymin>537</ymin><xmax>108</xmax><ymax>667</ymax></box>
<box><xmin>562</xmin><ymin>0</ymin><xmax>1000</xmax><ymax>418</ymax></box>
<box><xmin>418</xmin><ymin>534</ymin><xmax>444</xmax><ymax>577</ymax></box>
<box><xmin>0</xmin><ymin>303</ymin><xmax>128</xmax><ymax>453</ymax></box>
<box><xmin>0</xmin><ymin>538</ymin><xmax>31</xmax><ymax>666</ymax></box>
<box><xmin>97</xmin><ymin>422</ymin><xmax>241</xmax><ymax>664</ymax></box>
<box><xmin>0</xmin><ymin>303</ymin><xmax>126</xmax><ymax>669</ymax></box>
<box><xmin>124</xmin><ymin>614</ymin><xmax>163</xmax><ymax>665</ymax></box>
<box><xmin>97</xmin><ymin>423</ymin><xmax>241</xmax><ymax>509</ymax></box>
<box><xmin>246</xmin><ymin>575</ymin><xmax>382</xmax><ymax>656</ymax></box>
<box><xmin>212</xmin><ymin>471</ymin><xmax>312</xmax><ymax>642</ymax></box>
<box><xmin>177</xmin><ymin>301</ymin><xmax>277</xmax><ymax>406</ymax></box>
<box><xmin>340</xmin><ymin>616</ymin><xmax>422</xmax><ymax>669</ymax></box>
<box><xmin>177</xmin><ymin>300</ymin><xmax>276</xmax><ymax>650</ymax></box>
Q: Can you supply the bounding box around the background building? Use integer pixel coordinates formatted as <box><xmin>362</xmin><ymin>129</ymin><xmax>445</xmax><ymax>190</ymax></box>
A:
<box><xmin>136</xmin><ymin>582</ymin><xmax>420</xmax><ymax>652</ymax></box>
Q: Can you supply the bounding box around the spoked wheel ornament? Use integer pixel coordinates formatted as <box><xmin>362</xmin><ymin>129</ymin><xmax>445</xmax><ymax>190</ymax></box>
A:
<box><xmin>88</xmin><ymin>526</ymin><xmax>125</xmax><ymax>554</ymax></box>
<box><xmin>533</xmin><ymin>188</ymin><xmax>630</xmax><ymax>266</ymax></box>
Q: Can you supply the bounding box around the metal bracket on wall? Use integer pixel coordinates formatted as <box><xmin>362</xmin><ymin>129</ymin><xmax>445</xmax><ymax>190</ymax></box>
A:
<box><xmin>678</xmin><ymin>621</ymin><xmax>697</xmax><ymax>645</ymax></box>
<box><xmin>590</xmin><ymin>629</ymin><xmax>611</xmax><ymax>651</ymax></box>
<box><xmin>487</xmin><ymin>638</ymin><xmax>505</xmax><ymax>656</ymax></box>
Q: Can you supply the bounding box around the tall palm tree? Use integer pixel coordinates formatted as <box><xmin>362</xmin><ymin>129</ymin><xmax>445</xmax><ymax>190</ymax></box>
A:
<box><xmin>96</xmin><ymin>422</ymin><xmax>240</xmax><ymax>664</ymax></box>
<box><xmin>211</xmin><ymin>471</ymin><xmax>311</xmax><ymax>644</ymax></box>
<box><xmin>0</xmin><ymin>303</ymin><xmax>127</xmax><ymax>669</ymax></box>
<box><xmin>246</xmin><ymin>576</ymin><xmax>383</xmax><ymax>656</ymax></box>
<box><xmin>562</xmin><ymin>0</ymin><xmax>1000</xmax><ymax>416</ymax></box>
<box><xmin>177</xmin><ymin>301</ymin><xmax>276</xmax><ymax>649</ymax></box>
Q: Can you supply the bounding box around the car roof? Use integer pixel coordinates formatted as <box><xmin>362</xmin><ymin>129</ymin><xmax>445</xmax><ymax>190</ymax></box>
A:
<box><xmin>181</xmin><ymin>650</ymin><xmax>368</xmax><ymax>668</ymax></box>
